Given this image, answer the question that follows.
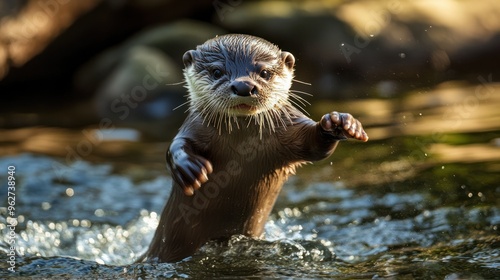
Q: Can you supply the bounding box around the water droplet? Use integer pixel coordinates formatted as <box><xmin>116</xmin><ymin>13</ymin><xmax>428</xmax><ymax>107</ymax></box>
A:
<box><xmin>41</xmin><ymin>202</ymin><xmax>51</xmax><ymax>210</ymax></box>
<box><xmin>7</xmin><ymin>217</ymin><xmax>18</xmax><ymax>226</ymax></box>
<box><xmin>95</xmin><ymin>209</ymin><xmax>105</xmax><ymax>217</ymax></box>
<box><xmin>66</xmin><ymin>188</ymin><xmax>74</xmax><ymax>197</ymax></box>
<box><xmin>81</xmin><ymin>220</ymin><xmax>92</xmax><ymax>227</ymax></box>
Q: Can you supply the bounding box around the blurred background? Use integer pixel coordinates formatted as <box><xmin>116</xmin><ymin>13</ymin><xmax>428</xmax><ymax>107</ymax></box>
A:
<box><xmin>0</xmin><ymin>0</ymin><xmax>499</xmax><ymax>278</ymax></box>
<box><xmin>1</xmin><ymin>0</ymin><xmax>499</xmax><ymax>141</ymax></box>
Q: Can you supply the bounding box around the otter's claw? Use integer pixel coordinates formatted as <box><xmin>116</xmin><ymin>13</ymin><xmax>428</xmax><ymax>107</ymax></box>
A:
<box><xmin>320</xmin><ymin>111</ymin><xmax>369</xmax><ymax>142</ymax></box>
<box><xmin>167</xmin><ymin>150</ymin><xmax>213</xmax><ymax>196</ymax></box>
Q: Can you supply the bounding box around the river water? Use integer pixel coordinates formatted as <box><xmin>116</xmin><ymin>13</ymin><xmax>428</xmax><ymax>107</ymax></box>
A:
<box><xmin>0</xmin><ymin>81</ymin><xmax>499</xmax><ymax>279</ymax></box>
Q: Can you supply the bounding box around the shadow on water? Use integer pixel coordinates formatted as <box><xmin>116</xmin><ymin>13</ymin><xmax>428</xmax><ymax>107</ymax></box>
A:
<box><xmin>0</xmin><ymin>81</ymin><xmax>499</xmax><ymax>278</ymax></box>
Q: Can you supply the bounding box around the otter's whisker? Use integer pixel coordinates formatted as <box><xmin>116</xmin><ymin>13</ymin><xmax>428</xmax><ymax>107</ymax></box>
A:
<box><xmin>258</xmin><ymin>113</ymin><xmax>265</xmax><ymax>138</ymax></box>
<box><xmin>174</xmin><ymin>100</ymin><xmax>191</xmax><ymax>111</ymax></box>
<box><xmin>232</xmin><ymin>115</ymin><xmax>240</xmax><ymax>130</ymax></box>
<box><xmin>289</xmin><ymin>92</ymin><xmax>312</xmax><ymax>105</ymax></box>
<box><xmin>263</xmin><ymin>101</ymin><xmax>279</xmax><ymax>133</ymax></box>
<box><xmin>274</xmin><ymin>104</ymin><xmax>289</xmax><ymax>129</ymax></box>
<box><xmin>290</xmin><ymin>89</ymin><xmax>313</xmax><ymax>97</ymax></box>
<box><xmin>288</xmin><ymin>100</ymin><xmax>308</xmax><ymax>114</ymax></box>
<box><xmin>291</xmin><ymin>79</ymin><xmax>311</xmax><ymax>86</ymax></box>
<box><xmin>288</xmin><ymin>97</ymin><xmax>310</xmax><ymax>116</ymax></box>
<box><xmin>273</xmin><ymin>103</ymin><xmax>289</xmax><ymax>128</ymax></box>
<box><xmin>202</xmin><ymin>96</ymin><xmax>220</xmax><ymax>130</ymax></box>
<box><xmin>262</xmin><ymin>108</ymin><xmax>275</xmax><ymax>134</ymax></box>
<box><xmin>165</xmin><ymin>80</ymin><xmax>187</xmax><ymax>86</ymax></box>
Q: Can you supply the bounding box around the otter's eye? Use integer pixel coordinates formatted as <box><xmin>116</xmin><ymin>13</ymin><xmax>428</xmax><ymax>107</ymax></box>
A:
<box><xmin>259</xmin><ymin>69</ymin><xmax>272</xmax><ymax>80</ymax></box>
<box><xmin>212</xmin><ymin>69</ymin><xmax>223</xmax><ymax>80</ymax></box>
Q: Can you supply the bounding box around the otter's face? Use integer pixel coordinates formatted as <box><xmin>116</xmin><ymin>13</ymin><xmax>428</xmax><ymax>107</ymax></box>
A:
<box><xmin>182</xmin><ymin>34</ymin><xmax>295</xmax><ymax>120</ymax></box>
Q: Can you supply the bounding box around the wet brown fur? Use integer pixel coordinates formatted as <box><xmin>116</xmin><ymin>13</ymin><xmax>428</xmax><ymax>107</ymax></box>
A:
<box><xmin>141</xmin><ymin>34</ymin><xmax>367</xmax><ymax>262</ymax></box>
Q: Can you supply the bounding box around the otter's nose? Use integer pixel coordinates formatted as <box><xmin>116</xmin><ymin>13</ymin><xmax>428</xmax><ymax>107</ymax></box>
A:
<box><xmin>231</xmin><ymin>80</ymin><xmax>258</xmax><ymax>96</ymax></box>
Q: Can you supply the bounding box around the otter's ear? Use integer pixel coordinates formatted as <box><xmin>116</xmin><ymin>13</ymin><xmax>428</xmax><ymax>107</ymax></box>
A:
<box><xmin>281</xmin><ymin>52</ymin><xmax>295</xmax><ymax>71</ymax></box>
<box><xmin>182</xmin><ymin>50</ymin><xmax>197</xmax><ymax>68</ymax></box>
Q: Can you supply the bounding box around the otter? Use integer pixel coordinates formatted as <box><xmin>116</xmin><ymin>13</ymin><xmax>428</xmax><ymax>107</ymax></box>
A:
<box><xmin>142</xmin><ymin>34</ymin><xmax>368</xmax><ymax>262</ymax></box>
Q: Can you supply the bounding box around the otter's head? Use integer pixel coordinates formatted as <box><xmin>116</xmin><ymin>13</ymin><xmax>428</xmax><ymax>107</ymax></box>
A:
<box><xmin>182</xmin><ymin>34</ymin><xmax>296</xmax><ymax>132</ymax></box>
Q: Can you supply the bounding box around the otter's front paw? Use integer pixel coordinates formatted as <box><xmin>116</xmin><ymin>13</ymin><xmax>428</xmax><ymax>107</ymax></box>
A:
<box><xmin>320</xmin><ymin>111</ymin><xmax>369</xmax><ymax>142</ymax></box>
<box><xmin>167</xmin><ymin>150</ymin><xmax>213</xmax><ymax>196</ymax></box>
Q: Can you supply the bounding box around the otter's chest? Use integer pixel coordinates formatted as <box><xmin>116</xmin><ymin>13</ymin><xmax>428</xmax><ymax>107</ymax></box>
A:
<box><xmin>206</xmin><ymin>131</ymin><xmax>288</xmax><ymax>171</ymax></box>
